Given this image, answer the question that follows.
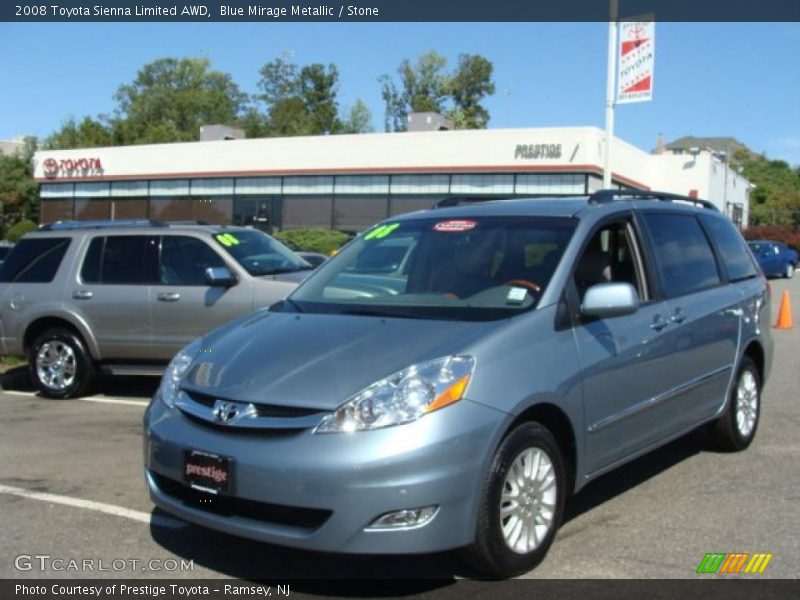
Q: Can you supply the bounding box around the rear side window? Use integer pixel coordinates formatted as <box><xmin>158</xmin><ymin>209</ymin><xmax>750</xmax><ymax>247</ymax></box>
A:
<box><xmin>643</xmin><ymin>213</ymin><xmax>721</xmax><ymax>298</ymax></box>
<box><xmin>700</xmin><ymin>215</ymin><xmax>758</xmax><ymax>282</ymax></box>
<box><xmin>0</xmin><ymin>238</ymin><xmax>71</xmax><ymax>283</ymax></box>
<box><xmin>80</xmin><ymin>236</ymin><xmax>159</xmax><ymax>285</ymax></box>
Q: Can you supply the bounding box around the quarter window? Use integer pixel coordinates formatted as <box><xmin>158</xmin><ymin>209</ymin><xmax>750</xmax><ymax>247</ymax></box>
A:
<box><xmin>160</xmin><ymin>236</ymin><xmax>226</xmax><ymax>285</ymax></box>
<box><xmin>643</xmin><ymin>213</ymin><xmax>721</xmax><ymax>298</ymax></box>
<box><xmin>699</xmin><ymin>215</ymin><xmax>757</xmax><ymax>282</ymax></box>
<box><xmin>0</xmin><ymin>238</ymin><xmax>71</xmax><ymax>283</ymax></box>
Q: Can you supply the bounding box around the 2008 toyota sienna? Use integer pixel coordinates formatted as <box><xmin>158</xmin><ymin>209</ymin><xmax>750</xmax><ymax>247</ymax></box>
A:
<box><xmin>144</xmin><ymin>190</ymin><xmax>772</xmax><ymax>578</ymax></box>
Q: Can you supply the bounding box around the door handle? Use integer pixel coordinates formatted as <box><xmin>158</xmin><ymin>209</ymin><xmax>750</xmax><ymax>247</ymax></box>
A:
<box><xmin>670</xmin><ymin>308</ymin><xmax>686</xmax><ymax>324</ymax></box>
<box><xmin>72</xmin><ymin>290</ymin><xmax>93</xmax><ymax>300</ymax></box>
<box><xmin>651</xmin><ymin>315</ymin><xmax>667</xmax><ymax>331</ymax></box>
<box><xmin>157</xmin><ymin>292</ymin><xmax>181</xmax><ymax>302</ymax></box>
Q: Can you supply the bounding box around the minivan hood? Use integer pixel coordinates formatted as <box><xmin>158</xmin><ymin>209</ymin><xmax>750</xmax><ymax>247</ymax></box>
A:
<box><xmin>183</xmin><ymin>312</ymin><xmax>498</xmax><ymax>411</ymax></box>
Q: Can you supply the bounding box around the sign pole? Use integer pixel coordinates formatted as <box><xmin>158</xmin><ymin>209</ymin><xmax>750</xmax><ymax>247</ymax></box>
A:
<box><xmin>603</xmin><ymin>0</ymin><xmax>618</xmax><ymax>188</ymax></box>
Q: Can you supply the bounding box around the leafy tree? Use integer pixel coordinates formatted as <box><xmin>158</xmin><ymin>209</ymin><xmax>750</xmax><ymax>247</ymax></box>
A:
<box><xmin>381</xmin><ymin>51</ymin><xmax>450</xmax><ymax>132</ymax></box>
<box><xmin>0</xmin><ymin>138</ymin><xmax>39</xmax><ymax>236</ymax></box>
<box><xmin>114</xmin><ymin>57</ymin><xmax>247</xmax><ymax>144</ymax></box>
<box><xmin>380</xmin><ymin>51</ymin><xmax>495</xmax><ymax>131</ymax></box>
<box><xmin>299</xmin><ymin>64</ymin><xmax>341</xmax><ymax>134</ymax></box>
<box><xmin>45</xmin><ymin>117</ymin><xmax>114</xmax><ymax>149</ymax></box>
<box><xmin>448</xmin><ymin>54</ymin><xmax>496</xmax><ymax>129</ymax></box>
<box><xmin>341</xmin><ymin>100</ymin><xmax>374</xmax><ymax>134</ymax></box>
<box><xmin>732</xmin><ymin>148</ymin><xmax>800</xmax><ymax>227</ymax></box>
<box><xmin>256</xmin><ymin>57</ymin><xmax>342</xmax><ymax>136</ymax></box>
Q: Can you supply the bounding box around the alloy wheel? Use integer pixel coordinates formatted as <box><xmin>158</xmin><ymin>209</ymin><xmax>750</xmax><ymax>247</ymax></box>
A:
<box><xmin>36</xmin><ymin>341</ymin><xmax>77</xmax><ymax>392</ymax></box>
<box><xmin>499</xmin><ymin>447</ymin><xmax>558</xmax><ymax>554</ymax></box>
<box><xmin>735</xmin><ymin>368</ymin><xmax>759</xmax><ymax>438</ymax></box>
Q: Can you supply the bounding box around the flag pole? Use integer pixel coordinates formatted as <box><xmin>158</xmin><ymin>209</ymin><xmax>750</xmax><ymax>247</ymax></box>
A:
<box><xmin>603</xmin><ymin>0</ymin><xmax>619</xmax><ymax>188</ymax></box>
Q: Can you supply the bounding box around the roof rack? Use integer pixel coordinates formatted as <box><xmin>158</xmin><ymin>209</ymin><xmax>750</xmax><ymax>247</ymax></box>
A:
<box><xmin>588</xmin><ymin>189</ymin><xmax>719</xmax><ymax>211</ymax></box>
<box><xmin>38</xmin><ymin>219</ymin><xmax>214</xmax><ymax>231</ymax></box>
<box><xmin>434</xmin><ymin>196</ymin><xmax>510</xmax><ymax>209</ymax></box>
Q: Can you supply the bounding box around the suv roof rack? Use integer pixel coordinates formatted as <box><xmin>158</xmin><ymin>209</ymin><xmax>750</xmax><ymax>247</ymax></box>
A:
<box><xmin>38</xmin><ymin>219</ymin><xmax>216</xmax><ymax>231</ymax></box>
<box><xmin>588</xmin><ymin>189</ymin><xmax>719</xmax><ymax>211</ymax></box>
<box><xmin>434</xmin><ymin>196</ymin><xmax>510</xmax><ymax>209</ymax></box>
<box><xmin>39</xmin><ymin>219</ymin><xmax>166</xmax><ymax>231</ymax></box>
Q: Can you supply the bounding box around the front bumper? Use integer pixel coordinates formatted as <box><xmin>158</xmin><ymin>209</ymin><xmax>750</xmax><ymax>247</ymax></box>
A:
<box><xmin>144</xmin><ymin>397</ymin><xmax>506</xmax><ymax>554</ymax></box>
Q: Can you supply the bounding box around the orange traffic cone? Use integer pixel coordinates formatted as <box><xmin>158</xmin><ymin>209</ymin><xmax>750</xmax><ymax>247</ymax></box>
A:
<box><xmin>775</xmin><ymin>290</ymin><xmax>793</xmax><ymax>329</ymax></box>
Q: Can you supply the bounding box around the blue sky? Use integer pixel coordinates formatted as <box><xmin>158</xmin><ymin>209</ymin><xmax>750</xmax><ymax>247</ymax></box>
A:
<box><xmin>1</xmin><ymin>22</ymin><xmax>799</xmax><ymax>164</ymax></box>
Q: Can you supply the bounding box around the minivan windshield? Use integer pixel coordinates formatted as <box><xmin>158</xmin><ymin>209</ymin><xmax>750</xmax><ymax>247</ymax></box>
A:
<box><xmin>288</xmin><ymin>216</ymin><xmax>576</xmax><ymax>321</ymax></box>
<box><xmin>213</xmin><ymin>230</ymin><xmax>312</xmax><ymax>276</ymax></box>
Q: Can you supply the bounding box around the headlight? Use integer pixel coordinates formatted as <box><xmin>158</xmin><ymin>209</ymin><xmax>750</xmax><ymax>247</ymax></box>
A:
<box><xmin>158</xmin><ymin>344</ymin><xmax>199</xmax><ymax>408</ymax></box>
<box><xmin>314</xmin><ymin>355</ymin><xmax>475</xmax><ymax>434</ymax></box>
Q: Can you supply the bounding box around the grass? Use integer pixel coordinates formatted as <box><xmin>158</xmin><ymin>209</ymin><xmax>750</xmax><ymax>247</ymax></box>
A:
<box><xmin>1</xmin><ymin>355</ymin><xmax>26</xmax><ymax>367</ymax></box>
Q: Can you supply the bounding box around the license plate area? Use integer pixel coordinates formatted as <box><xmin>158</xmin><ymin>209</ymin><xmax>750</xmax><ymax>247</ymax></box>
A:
<box><xmin>183</xmin><ymin>450</ymin><xmax>232</xmax><ymax>495</ymax></box>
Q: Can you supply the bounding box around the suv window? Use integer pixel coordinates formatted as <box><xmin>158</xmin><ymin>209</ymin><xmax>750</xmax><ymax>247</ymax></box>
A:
<box><xmin>0</xmin><ymin>238</ymin><xmax>71</xmax><ymax>283</ymax></box>
<box><xmin>700</xmin><ymin>215</ymin><xmax>758</xmax><ymax>282</ymax></box>
<box><xmin>574</xmin><ymin>219</ymin><xmax>648</xmax><ymax>302</ymax></box>
<box><xmin>643</xmin><ymin>213</ymin><xmax>720</xmax><ymax>298</ymax></box>
<box><xmin>81</xmin><ymin>236</ymin><xmax>159</xmax><ymax>285</ymax></box>
<box><xmin>160</xmin><ymin>236</ymin><xmax>226</xmax><ymax>285</ymax></box>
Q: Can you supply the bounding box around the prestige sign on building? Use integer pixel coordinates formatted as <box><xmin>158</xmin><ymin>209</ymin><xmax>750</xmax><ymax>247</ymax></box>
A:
<box><xmin>617</xmin><ymin>21</ymin><xmax>655</xmax><ymax>104</ymax></box>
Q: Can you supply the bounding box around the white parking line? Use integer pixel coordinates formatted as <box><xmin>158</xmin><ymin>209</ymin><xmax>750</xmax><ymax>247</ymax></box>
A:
<box><xmin>77</xmin><ymin>396</ymin><xmax>150</xmax><ymax>407</ymax></box>
<box><xmin>0</xmin><ymin>389</ymin><xmax>149</xmax><ymax>407</ymax></box>
<box><xmin>0</xmin><ymin>484</ymin><xmax>186</xmax><ymax>529</ymax></box>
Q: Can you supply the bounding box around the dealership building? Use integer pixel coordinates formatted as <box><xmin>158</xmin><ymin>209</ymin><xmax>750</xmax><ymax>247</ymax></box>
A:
<box><xmin>33</xmin><ymin>126</ymin><xmax>752</xmax><ymax>231</ymax></box>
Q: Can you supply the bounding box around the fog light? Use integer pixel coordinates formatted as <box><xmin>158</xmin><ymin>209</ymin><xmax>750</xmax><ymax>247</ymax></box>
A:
<box><xmin>366</xmin><ymin>506</ymin><xmax>438</xmax><ymax>530</ymax></box>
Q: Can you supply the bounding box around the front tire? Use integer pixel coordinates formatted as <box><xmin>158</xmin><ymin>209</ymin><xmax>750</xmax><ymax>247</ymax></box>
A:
<box><xmin>461</xmin><ymin>422</ymin><xmax>566</xmax><ymax>579</ymax></box>
<box><xmin>28</xmin><ymin>328</ymin><xmax>95</xmax><ymax>399</ymax></box>
<box><xmin>709</xmin><ymin>356</ymin><xmax>760</xmax><ymax>452</ymax></box>
<box><xmin>785</xmin><ymin>263</ymin><xmax>795</xmax><ymax>279</ymax></box>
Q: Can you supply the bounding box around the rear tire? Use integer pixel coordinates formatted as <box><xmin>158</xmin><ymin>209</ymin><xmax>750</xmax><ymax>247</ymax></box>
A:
<box><xmin>785</xmin><ymin>263</ymin><xmax>795</xmax><ymax>279</ymax></box>
<box><xmin>709</xmin><ymin>356</ymin><xmax>760</xmax><ymax>452</ymax></box>
<box><xmin>460</xmin><ymin>422</ymin><xmax>566</xmax><ymax>579</ymax></box>
<box><xmin>28</xmin><ymin>328</ymin><xmax>95</xmax><ymax>399</ymax></box>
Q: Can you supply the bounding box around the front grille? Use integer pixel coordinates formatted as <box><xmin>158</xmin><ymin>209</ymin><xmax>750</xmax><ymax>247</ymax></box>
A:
<box><xmin>151</xmin><ymin>472</ymin><xmax>332</xmax><ymax>530</ymax></box>
<box><xmin>183</xmin><ymin>389</ymin><xmax>322</xmax><ymax>418</ymax></box>
<box><xmin>181</xmin><ymin>412</ymin><xmax>304</xmax><ymax>437</ymax></box>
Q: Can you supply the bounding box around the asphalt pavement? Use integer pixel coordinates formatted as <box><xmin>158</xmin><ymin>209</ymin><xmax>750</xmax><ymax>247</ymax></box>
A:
<box><xmin>1</xmin><ymin>277</ymin><xmax>798</xmax><ymax>584</ymax></box>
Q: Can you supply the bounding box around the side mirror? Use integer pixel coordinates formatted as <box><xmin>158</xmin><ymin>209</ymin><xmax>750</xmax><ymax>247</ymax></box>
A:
<box><xmin>205</xmin><ymin>266</ymin><xmax>237</xmax><ymax>288</ymax></box>
<box><xmin>582</xmin><ymin>282</ymin><xmax>639</xmax><ymax>319</ymax></box>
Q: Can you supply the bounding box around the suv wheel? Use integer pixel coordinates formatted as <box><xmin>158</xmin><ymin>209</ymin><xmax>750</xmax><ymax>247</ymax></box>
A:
<box><xmin>28</xmin><ymin>328</ymin><xmax>95</xmax><ymax>399</ymax></box>
<box><xmin>710</xmin><ymin>356</ymin><xmax>760</xmax><ymax>452</ymax></box>
<box><xmin>785</xmin><ymin>263</ymin><xmax>795</xmax><ymax>278</ymax></box>
<box><xmin>461</xmin><ymin>422</ymin><xmax>566</xmax><ymax>579</ymax></box>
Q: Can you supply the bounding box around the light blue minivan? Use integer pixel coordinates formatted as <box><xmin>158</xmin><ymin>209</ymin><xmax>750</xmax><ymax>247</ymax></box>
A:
<box><xmin>144</xmin><ymin>191</ymin><xmax>772</xmax><ymax>578</ymax></box>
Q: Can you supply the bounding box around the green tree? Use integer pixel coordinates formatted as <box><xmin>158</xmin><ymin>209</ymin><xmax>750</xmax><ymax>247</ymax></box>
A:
<box><xmin>256</xmin><ymin>57</ymin><xmax>342</xmax><ymax>136</ymax></box>
<box><xmin>341</xmin><ymin>100</ymin><xmax>374</xmax><ymax>134</ymax></box>
<box><xmin>448</xmin><ymin>54</ymin><xmax>496</xmax><ymax>129</ymax></box>
<box><xmin>45</xmin><ymin>116</ymin><xmax>114</xmax><ymax>150</ymax></box>
<box><xmin>113</xmin><ymin>57</ymin><xmax>246</xmax><ymax>144</ymax></box>
<box><xmin>0</xmin><ymin>137</ymin><xmax>39</xmax><ymax>236</ymax></box>
<box><xmin>381</xmin><ymin>51</ymin><xmax>450</xmax><ymax>132</ymax></box>
<box><xmin>380</xmin><ymin>51</ymin><xmax>495</xmax><ymax>131</ymax></box>
<box><xmin>732</xmin><ymin>149</ymin><xmax>800</xmax><ymax>227</ymax></box>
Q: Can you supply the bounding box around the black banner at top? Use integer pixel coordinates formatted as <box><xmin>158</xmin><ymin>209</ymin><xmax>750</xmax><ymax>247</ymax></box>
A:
<box><xmin>3</xmin><ymin>0</ymin><xmax>800</xmax><ymax>22</ymax></box>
